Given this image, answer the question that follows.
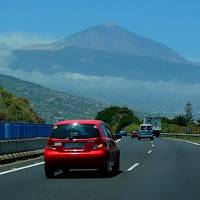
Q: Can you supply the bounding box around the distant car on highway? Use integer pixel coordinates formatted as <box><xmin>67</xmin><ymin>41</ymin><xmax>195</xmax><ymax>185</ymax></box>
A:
<box><xmin>131</xmin><ymin>130</ymin><xmax>139</xmax><ymax>138</ymax></box>
<box><xmin>114</xmin><ymin>132</ymin><xmax>122</xmax><ymax>139</ymax></box>
<box><xmin>120</xmin><ymin>130</ymin><xmax>128</xmax><ymax>136</ymax></box>
<box><xmin>44</xmin><ymin>120</ymin><xmax>120</xmax><ymax>178</ymax></box>
<box><xmin>138</xmin><ymin>124</ymin><xmax>153</xmax><ymax>141</ymax></box>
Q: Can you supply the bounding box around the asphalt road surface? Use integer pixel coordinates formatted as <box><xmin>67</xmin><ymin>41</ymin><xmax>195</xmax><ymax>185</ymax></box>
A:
<box><xmin>0</xmin><ymin>137</ymin><xmax>200</xmax><ymax>200</ymax></box>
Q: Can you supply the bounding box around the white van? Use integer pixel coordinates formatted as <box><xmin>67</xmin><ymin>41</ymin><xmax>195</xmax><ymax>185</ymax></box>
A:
<box><xmin>138</xmin><ymin>124</ymin><xmax>153</xmax><ymax>141</ymax></box>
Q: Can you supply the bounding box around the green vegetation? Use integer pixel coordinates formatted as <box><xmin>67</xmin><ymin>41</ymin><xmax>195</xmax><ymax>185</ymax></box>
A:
<box><xmin>161</xmin><ymin>102</ymin><xmax>200</xmax><ymax>134</ymax></box>
<box><xmin>95</xmin><ymin>106</ymin><xmax>140</xmax><ymax>133</ymax></box>
<box><xmin>125</xmin><ymin>123</ymin><xmax>140</xmax><ymax>133</ymax></box>
<box><xmin>0</xmin><ymin>74</ymin><xmax>107</xmax><ymax>123</ymax></box>
<box><xmin>0</xmin><ymin>87</ymin><xmax>44</xmax><ymax>123</ymax></box>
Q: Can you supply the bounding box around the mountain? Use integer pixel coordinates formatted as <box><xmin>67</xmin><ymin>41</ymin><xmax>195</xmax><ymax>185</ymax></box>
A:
<box><xmin>12</xmin><ymin>46</ymin><xmax>200</xmax><ymax>84</ymax></box>
<box><xmin>22</xmin><ymin>24</ymin><xmax>185</xmax><ymax>63</ymax></box>
<box><xmin>12</xmin><ymin>24</ymin><xmax>200</xmax><ymax>84</ymax></box>
<box><xmin>3</xmin><ymin>24</ymin><xmax>200</xmax><ymax>117</ymax></box>
<box><xmin>0</xmin><ymin>74</ymin><xmax>107</xmax><ymax>123</ymax></box>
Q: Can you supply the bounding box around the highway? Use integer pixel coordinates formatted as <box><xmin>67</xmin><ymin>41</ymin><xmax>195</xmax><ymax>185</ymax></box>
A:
<box><xmin>0</xmin><ymin>137</ymin><xmax>200</xmax><ymax>200</ymax></box>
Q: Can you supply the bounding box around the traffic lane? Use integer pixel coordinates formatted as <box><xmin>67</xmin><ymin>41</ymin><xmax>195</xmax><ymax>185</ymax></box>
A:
<box><xmin>2</xmin><ymin>137</ymin><xmax>198</xmax><ymax>200</ymax></box>
<box><xmin>0</xmin><ymin>137</ymin><xmax>150</xmax><ymax>200</ymax></box>
<box><xmin>118</xmin><ymin>136</ymin><xmax>154</xmax><ymax>171</ymax></box>
<box><xmin>115</xmin><ymin>138</ymin><xmax>200</xmax><ymax>200</ymax></box>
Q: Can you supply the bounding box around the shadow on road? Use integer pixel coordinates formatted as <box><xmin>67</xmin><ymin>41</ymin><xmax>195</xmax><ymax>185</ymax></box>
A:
<box><xmin>53</xmin><ymin>169</ymin><xmax>123</xmax><ymax>179</ymax></box>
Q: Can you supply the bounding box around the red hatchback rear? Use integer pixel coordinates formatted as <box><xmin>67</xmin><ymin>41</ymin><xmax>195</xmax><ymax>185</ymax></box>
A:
<box><xmin>44</xmin><ymin>120</ymin><xmax>120</xmax><ymax>178</ymax></box>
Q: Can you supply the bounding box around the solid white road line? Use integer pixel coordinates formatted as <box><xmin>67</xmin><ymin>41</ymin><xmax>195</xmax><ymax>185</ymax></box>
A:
<box><xmin>0</xmin><ymin>162</ymin><xmax>44</xmax><ymax>176</ymax></box>
<box><xmin>169</xmin><ymin>138</ymin><xmax>200</xmax><ymax>146</ymax></box>
<box><xmin>116</xmin><ymin>139</ymin><xmax>121</xmax><ymax>143</ymax></box>
<box><xmin>148</xmin><ymin>150</ymin><xmax>152</xmax><ymax>154</ymax></box>
<box><xmin>127</xmin><ymin>163</ymin><xmax>140</xmax><ymax>171</ymax></box>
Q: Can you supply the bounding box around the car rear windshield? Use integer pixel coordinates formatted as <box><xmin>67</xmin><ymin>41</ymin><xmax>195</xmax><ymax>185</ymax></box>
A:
<box><xmin>50</xmin><ymin>124</ymin><xmax>100</xmax><ymax>139</ymax></box>
<box><xmin>140</xmin><ymin>126</ymin><xmax>152</xmax><ymax>130</ymax></box>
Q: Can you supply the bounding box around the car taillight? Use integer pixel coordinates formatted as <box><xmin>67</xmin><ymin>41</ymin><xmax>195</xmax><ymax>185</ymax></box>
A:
<box><xmin>47</xmin><ymin>140</ymin><xmax>62</xmax><ymax>149</ymax></box>
<box><xmin>93</xmin><ymin>140</ymin><xmax>107</xmax><ymax>150</ymax></box>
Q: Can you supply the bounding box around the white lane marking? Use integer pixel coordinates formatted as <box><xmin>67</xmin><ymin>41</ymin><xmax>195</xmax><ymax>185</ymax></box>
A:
<box><xmin>152</xmin><ymin>144</ymin><xmax>154</xmax><ymax>147</ymax></box>
<box><xmin>151</xmin><ymin>141</ymin><xmax>153</xmax><ymax>144</ymax></box>
<box><xmin>169</xmin><ymin>138</ymin><xmax>200</xmax><ymax>146</ymax></box>
<box><xmin>0</xmin><ymin>162</ymin><xmax>44</xmax><ymax>176</ymax></box>
<box><xmin>127</xmin><ymin>163</ymin><xmax>140</xmax><ymax>171</ymax></box>
<box><xmin>116</xmin><ymin>139</ymin><xmax>121</xmax><ymax>143</ymax></box>
<box><xmin>148</xmin><ymin>150</ymin><xmax>152</xmax><ymax>154</ymax></box>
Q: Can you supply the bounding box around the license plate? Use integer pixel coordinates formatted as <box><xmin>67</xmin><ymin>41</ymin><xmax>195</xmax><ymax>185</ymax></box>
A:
<box><xmin>64</xmin><ymin>143</ymin><xmax>85</xmax><ymax>149</ymax></box>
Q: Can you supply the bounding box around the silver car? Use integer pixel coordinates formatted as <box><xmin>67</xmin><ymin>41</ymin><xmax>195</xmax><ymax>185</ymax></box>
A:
<box><xmin>138</xmin><ymin>124</ymin><xmax>153</xmax><ymax>141</ymax></box>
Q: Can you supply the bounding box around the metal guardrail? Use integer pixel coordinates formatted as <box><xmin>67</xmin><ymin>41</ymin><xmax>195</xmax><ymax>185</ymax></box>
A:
<box><xmin>161</xmin><ymin>133</ymin><xmax>200</xmax><ymax>137</ymax></box>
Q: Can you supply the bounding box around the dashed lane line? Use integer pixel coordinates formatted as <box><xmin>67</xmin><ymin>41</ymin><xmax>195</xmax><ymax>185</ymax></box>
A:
<box><xmin>147</xmin><ymin>150</ymin><xmax>152</xmax><ymax>154</ymax></box>
<box><xmin>127</xmin><ymin>163</ymin><xmax>140</xmax><ymax>172</ymax></box>
<box><xmin>116</xmin><ymin>139</ymin><xmax>121</xmax><ymax>143</ymax></box>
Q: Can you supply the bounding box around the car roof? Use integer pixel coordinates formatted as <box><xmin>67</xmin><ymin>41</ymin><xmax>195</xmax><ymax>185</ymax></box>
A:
<box><xmin>55</xmin><ymin>119</ymin><xmax>103</xmax><ymax>126</ymax></box>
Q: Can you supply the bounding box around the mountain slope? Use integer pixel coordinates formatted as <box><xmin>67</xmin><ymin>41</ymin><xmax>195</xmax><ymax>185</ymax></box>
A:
<box><xmin>12</xmin><ymin>47</ymin><xmax>200</xmax><ymax>84</ymax></box>
<box><xmin>22</xmin><ymin>24</ymin><xmax>185</xmax><ymax>63</ymax></box>
<box><xmin>0</xmin><ymin>74</ymin><xmax>107</xmax><ymax>123</ymax></box>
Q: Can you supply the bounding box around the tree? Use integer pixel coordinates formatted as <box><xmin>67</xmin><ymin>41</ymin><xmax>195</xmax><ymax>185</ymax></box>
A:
<box><xmin>161</xmin><ymin>117</ymin><xmax>171</xmax><ymax>124</ymax></box>
<box><xmin>95</xmin><ymin>106</ymin><xmax>140</xmax><ymax>132</ymax></box>
<box><xmin>185</xmin><ymin>101</ymin><xmax>193</xmax><ymax>123</ymax></box>
<box><xmin>171</xmin><ymin>115</ymin><xmax>188</xmax><ymax>126</ymax></box>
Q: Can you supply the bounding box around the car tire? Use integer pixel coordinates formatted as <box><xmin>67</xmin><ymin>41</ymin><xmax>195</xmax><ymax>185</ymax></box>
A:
<box><xmin>100</xmin><ymin>160</ymin><xmax>110</xmax><ymax>176</ymax></box>
<box><xmin>138</xmin><ymin>137</ymin><xmax>141</xmax><ymax>141</ymax></box>
<box><xmin>150</xmin><ymin>137</ymin><xmax>154</xmax><ymax>141</ymax></box>
<box><xmin>44</xmin><ymin>164</ymin><xmax>55</xmax><ymax>178</ymax></box>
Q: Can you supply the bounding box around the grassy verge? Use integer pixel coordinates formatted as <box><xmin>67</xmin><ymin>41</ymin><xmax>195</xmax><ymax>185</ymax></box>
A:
<box><xmin>161</xmin><ymin>134</ymin><xmax>200</xmax><ymax>144</ymax></box>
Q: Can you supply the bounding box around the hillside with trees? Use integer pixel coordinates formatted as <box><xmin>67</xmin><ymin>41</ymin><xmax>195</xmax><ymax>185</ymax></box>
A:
<box><xmin>0</xmin><ymin>87</ymin><xmax>44</xmax><ymax>123</ymax></box>
<box><xmin>0</xmin><ymin>74</ymin><xmax>107</xmax><ymax>123</ymax></box>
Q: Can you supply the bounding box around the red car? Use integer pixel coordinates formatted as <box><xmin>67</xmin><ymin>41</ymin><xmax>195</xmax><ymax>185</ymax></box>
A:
<box><xmin>131</xmin><ymin>130</ymin><xmax>139</xmax><ymax>138</ymax></box>
<box><xmin>44</xmin><ymin>120</ymin><xmax>120</xmax><ymax>178</ymax></box>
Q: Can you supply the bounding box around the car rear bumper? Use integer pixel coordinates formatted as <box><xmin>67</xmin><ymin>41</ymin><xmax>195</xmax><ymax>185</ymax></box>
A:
<box><xmin>44</xmin><ymin>148</ymin><xmax>108</xmax><ymax>169</ymax></box>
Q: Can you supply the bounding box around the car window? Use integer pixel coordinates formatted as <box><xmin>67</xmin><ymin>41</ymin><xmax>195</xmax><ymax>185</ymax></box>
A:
<box><xmin>147</xmin><ymin>126</ymin><xmax>152</xmax><ymax>130</ymax></box>
<box><xmin>105</xmin><ymin>126</ymin><xmax>113</xmax><ymax>138</ymax></box>
<box><xmin>51</xmin><ymin>124</ymin><xmax>100</xmax><ymax>139</ymax></box>
<box><xmin>100</xmin><ymin>124</ymin><xmax>112</xmax><ymax>138</ymax></box>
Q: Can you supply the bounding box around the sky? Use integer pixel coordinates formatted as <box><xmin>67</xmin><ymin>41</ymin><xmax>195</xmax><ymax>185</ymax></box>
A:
<box><xmin>0</xmin><ymin>0</ymin><xmax>200</xmax><ymax>61</ymax></box>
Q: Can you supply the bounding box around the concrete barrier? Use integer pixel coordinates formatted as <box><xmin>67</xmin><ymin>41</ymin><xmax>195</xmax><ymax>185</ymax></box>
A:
<box><xmin>0</xmin><ymin>138</ymin><xmax>48</xmax><ymax>155</ymax></box>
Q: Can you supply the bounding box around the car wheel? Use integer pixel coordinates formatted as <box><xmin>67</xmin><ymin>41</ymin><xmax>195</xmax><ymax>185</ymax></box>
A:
<box><xmin>112</xmin><ymin>157</ymin><xmax>120</xmax><ymax>174</ymax></box>
<box><xmin>150</xmin><ymin>137</ymin><xmax>154</xmax><ymax>141</ymax></box>
<box><xmin>138</xmin><ymin>137</ymin><xmax>141</xmax><ymax>141</ymax></box>
<box><xmin>44</xmin><ymin>164</ymin><xmax>55</xmax><ymax>178</ymax></box>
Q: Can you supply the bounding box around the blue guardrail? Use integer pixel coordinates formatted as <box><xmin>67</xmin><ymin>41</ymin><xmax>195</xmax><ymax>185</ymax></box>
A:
<box><xmin>0</xmin><ymin>122</ymin><xmax>53</xmax><ymax>140</ymax></box>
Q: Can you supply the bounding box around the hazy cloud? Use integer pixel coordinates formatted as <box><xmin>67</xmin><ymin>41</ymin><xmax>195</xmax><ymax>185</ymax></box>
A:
<box><xmin>0</xmin><ymin>32</ymin><xmax>59</xmax><ymax>49</ymax></box>
<box><xmin>0</xmin><ymin>49</ymin><xmax>199</xmax><ymax>116</ymax></box>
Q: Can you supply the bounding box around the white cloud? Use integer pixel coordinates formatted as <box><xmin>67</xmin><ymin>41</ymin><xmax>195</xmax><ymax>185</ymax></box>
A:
<box><xmin>0</xmin><ymin>32</ymin><xmax>59</xmax><ymax>49</ymax></box>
